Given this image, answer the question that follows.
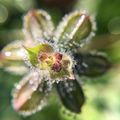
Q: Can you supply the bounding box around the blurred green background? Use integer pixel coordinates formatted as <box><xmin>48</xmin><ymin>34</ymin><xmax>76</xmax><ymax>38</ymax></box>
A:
<box><xmin>0</xmin><ymin>0</ymin><xmax>120</xmax><ymax>120</ymax></box>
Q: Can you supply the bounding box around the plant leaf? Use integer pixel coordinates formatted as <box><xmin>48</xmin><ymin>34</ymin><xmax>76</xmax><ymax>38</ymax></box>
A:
<box><xmin>74</xmin><ymin>53</ymin><xmax>111</xmax><ymax>77</ymax></box>
<box><xmin>56</xmin><ymin>79</ymin><xmax>85</xmax><ymax>113</ymax></box>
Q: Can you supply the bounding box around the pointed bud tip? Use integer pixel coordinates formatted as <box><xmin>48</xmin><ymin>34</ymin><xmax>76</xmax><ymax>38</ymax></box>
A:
<box><xmin>27</xmin><ymin>9</ymin><xmax>37</xmax><ymax>17</ymax></box>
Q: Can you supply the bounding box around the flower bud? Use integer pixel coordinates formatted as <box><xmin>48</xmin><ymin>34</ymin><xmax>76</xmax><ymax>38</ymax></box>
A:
<box><xmin>23</xmin><ymin>10</ymin><xmax>54</xmax><ymax>41</ymax></box>
<box><xmin>54</xmin><ymin>10</ymin><xmax>96</xmax><ymax>51</ymax></box>
<box><xmin>74</xmin><ymin>53</ymin><xmax>111</xmax><ymax>77</ymax></box>
<box><xmin>0</xmin><ymin>41</ymin><xmax>27</xmax><ymax>75</ymax></box>
<box><xmin>12</xmin><ymin>72</ymin><xmax>49</xmax><ymax>116</ymax></box>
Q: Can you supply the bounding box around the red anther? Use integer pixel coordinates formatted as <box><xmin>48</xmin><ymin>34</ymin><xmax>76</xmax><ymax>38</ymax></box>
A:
<box><xmin>54</xmin><ymin>53</ymin><xmax>63</xmax><ymax>60</ymax></box>
<box><xmin>38</xmin><ymin>53</ymin><xmax>48</xmax><ymax>61</ymax></box>
<box><xmin>52</xmin><ymin>61</ymin><xmax>62</xmax><ymax>72</ymax></box>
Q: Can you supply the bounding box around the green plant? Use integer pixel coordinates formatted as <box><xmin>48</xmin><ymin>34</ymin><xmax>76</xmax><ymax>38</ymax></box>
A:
<box><xmin>0</xmin><ymin>9</ymin><xmax>111</xmax><ymax>116</ymax></box>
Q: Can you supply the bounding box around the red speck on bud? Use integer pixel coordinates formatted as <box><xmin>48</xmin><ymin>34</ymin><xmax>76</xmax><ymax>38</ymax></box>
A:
<box><xmin>54</xmin><ymin>53</ymin><xmax>63</xmax><ymax>60</ymax></box>
<box><xmin>52</xmin><ymin>61</ymin><xmax>62</xmax><ymax>72</ymax></box>
<box><xmin>28</xmin><ymin>10</ymin><xmax>36</xmax><ymax>17</ymax></box>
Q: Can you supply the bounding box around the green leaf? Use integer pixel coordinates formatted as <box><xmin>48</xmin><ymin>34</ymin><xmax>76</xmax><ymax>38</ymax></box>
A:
<box><xmin>74</xmin><ymin>53</ymin><xmax>111</xmax><ymax>77</ymax></box>
<box><xmin>54</xmin><ymin>10</ymin><xmax>95</xmax><ymax>50</ymax></box>
<box><xmin>25</xmin><ymin>43</ymin><xmax>53</xmax><ymax>66</ymax></box>
<box><xmin>23</xmin><ymin>9</ymin><xmax>54</xmax><ymax>41</ymax></box>
<box><xmin>56</xmin><ymin>79</ymin><xmax>85</xmax><ymax>113</ymax></box>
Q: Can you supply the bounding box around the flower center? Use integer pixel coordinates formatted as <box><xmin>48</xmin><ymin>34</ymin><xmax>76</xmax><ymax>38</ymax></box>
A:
<box><xmin>37</xmin><ymin>50</ymin><xmax>74</xmax><ymax>80</ymax></box>
<box><xmin>38</xmin><ymin>52</ymin><xmax>63</xmax><ymax>72</ymax></box>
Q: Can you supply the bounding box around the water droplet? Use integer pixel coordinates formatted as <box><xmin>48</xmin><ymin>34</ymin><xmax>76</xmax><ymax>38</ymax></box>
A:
<box><xmin>5</xmin><ymin>51</ymin><xmax>11</xmax><ymax>56</ymax></box>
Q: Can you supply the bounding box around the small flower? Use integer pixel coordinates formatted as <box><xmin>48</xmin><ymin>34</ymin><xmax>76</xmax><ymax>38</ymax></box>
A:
<box><xmin>0</xmin><ymin>9</ymin><xmax>111</xmax><ymax>116</ymax></box>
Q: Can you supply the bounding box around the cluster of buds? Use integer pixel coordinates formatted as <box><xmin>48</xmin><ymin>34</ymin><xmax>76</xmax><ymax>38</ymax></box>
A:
<box><xmin>0</xmin><ymin>9</ymin><xmax>111</xmax><ymax>116</ymax></box>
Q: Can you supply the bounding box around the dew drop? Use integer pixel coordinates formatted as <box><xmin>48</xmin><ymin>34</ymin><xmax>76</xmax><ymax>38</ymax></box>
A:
<box><xmin>16</xmin><ymin>84</ymin><xmax>22</xmax><ymax>90</ymax></box>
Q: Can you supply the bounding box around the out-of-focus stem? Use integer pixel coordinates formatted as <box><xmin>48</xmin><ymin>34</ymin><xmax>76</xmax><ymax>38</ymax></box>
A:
<box><xmin>0</xmin><ymin>29</ymin><xmax>23</xmax><ymax>46</ymax></box>
<box><xmin>79</xmin><ymin>34</ymin><xmax>120</xmax><ymax>53</ymax></box>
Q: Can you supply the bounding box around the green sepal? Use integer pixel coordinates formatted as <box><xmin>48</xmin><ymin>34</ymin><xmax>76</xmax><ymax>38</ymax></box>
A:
<box><xmin>74</xmin><ymin>53</ymin><xmax>111</xmax><ymax>77</ymax></box>
<box><xmin>25</xmin><ymin>43</ymin><xmax>53</xmax><ymax>66</ymax></box>
<box><xmin>56</xmin><ymin>79</ymin><xmax>85</xmax><ymax>113</ymax></box>
<box><xmin>25</xmin><ymin>47</ymin><xmax>38</xmax><ymax>66</ymax></box>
